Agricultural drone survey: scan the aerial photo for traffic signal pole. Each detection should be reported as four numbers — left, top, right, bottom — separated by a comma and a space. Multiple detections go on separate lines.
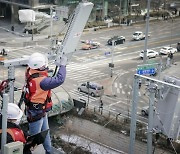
109, 40, 115, 77
147, 83, 156, 154
129, 75, 140, 154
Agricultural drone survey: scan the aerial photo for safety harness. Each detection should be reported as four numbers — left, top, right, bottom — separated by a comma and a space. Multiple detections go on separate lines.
24, 68, 52, 123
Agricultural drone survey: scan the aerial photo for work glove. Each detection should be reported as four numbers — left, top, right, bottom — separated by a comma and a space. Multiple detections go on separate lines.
55, 55, 68, 66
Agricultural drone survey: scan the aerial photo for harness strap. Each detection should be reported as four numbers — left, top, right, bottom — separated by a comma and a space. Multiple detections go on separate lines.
28, 102, 46, 110
27, 109, 45, 123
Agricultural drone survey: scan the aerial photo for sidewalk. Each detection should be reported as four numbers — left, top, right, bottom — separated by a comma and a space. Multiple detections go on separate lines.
98, 75, 117, 97
1, 16, 175, 47
160, 61, 180, 79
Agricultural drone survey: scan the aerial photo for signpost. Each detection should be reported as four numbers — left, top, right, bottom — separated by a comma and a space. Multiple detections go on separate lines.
137, 68, 155, 75
104, 51, 111, 56
137, 63, 157, 75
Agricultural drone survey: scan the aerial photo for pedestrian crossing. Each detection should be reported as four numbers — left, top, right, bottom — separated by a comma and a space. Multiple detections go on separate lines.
69, 89, 99, 103
7, 46, 49, 59
65, 62, 110, 83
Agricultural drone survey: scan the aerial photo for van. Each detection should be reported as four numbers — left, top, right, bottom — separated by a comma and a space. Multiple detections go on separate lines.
78, 82, 104, 97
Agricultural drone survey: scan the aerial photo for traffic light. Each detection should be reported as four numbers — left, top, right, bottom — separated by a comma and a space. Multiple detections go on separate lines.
109, 63, 114, 68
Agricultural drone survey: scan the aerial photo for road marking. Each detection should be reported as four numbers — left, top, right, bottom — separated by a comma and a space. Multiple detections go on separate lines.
115, 47, 127, 50
99, 36, 111, 40
108, 101, 122, 107
114, 82, 117, 88
119, 83, 122, 89
69, 89, 98, 102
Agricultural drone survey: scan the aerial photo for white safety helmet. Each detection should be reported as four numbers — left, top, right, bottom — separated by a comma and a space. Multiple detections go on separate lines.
28, 52, 48, 69
7, 103, 23, 120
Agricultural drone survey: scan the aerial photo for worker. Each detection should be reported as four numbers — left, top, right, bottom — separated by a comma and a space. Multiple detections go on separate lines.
167, 52, 173, 67
23, 52, 67, 154
0, 103, 26, 148
169, 52, 173, 65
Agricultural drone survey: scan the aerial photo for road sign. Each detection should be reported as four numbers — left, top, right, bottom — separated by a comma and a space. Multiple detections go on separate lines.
137, 68, 155, 75
137, 64, 155, 70
105, 51, 111, 56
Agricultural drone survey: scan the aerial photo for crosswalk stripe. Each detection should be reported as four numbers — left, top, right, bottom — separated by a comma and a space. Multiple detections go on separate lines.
69, 89, 98, 102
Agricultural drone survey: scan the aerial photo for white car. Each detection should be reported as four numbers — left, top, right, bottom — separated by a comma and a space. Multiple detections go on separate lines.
140, 49, 159, 59
132, 31, 145, 41
160, 46, 177, 55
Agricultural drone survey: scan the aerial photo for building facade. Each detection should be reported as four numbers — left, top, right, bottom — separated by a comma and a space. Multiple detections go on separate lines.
0, 0, 56, 23
1, 0, 173, 25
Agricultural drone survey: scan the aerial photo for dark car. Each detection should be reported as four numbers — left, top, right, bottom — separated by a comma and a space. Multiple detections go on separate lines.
107, 36, 125, 45
177, 42, 180, 52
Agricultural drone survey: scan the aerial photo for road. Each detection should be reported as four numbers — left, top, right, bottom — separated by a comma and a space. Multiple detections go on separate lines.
0, 18, 180, 121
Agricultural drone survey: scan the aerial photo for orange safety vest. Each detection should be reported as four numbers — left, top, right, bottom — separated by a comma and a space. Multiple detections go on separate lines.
25, 68, 53, 122
26, 68, 52, 104
0, 128, 26, 143
25, 68, 52, 112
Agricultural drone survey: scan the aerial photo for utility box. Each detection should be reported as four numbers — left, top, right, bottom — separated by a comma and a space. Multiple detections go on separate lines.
153, 76, 180, 140
73, 99, 86, 109
4, 141, 23, 154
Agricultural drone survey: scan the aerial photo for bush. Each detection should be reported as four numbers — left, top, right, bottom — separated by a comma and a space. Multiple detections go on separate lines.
85, 21, 107, 29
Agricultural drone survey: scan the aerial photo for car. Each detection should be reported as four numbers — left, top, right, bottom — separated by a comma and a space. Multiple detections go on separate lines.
81, 43, 99, 50
81, 40, 100, 50
177, 42, 180, 52
107, 36, 125, 45
81, 40, 100, 46
78, 82, 104, 97
140, 49, 159, 59
160, 46, 177, 55
21, 55, 30, 66
132, 31, 145, 41
0, 56, 7, 64
141, 106, 156, 116
141, 106, 149, 116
